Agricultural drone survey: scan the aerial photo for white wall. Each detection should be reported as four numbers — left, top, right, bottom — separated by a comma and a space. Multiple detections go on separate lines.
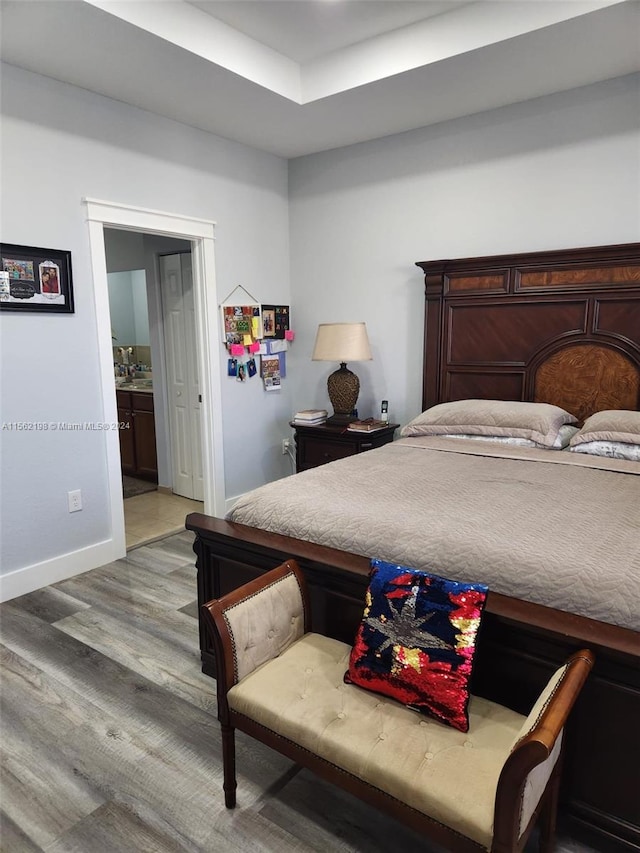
288, 74, 640, 428
0, 63, 291, 588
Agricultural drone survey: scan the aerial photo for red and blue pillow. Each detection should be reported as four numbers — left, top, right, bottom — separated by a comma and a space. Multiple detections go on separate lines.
345, 559, 488, 732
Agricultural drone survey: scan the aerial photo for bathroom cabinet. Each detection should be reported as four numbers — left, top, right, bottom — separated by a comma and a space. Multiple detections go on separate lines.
116, 389, 158, 482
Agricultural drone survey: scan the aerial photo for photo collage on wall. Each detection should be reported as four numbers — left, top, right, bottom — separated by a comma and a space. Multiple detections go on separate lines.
220, 296, 293, 390
0, 243, 74, 313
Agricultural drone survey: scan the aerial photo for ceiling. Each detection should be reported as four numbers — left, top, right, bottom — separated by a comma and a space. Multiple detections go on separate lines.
1, 0, 638, 158
188, 1, 472, 62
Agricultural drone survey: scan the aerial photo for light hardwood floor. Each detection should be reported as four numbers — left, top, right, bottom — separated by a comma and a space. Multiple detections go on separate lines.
1, 531, 599, 853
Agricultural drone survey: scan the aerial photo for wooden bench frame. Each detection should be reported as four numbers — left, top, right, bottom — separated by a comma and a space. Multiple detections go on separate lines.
201, 560, 594, 853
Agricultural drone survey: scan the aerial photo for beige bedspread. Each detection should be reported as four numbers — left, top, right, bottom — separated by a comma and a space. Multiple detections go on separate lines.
227, 438, 640, 631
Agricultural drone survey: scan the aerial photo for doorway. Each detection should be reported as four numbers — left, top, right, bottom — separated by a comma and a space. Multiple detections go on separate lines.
105, 233, 204, 498
86, 199, 225, 559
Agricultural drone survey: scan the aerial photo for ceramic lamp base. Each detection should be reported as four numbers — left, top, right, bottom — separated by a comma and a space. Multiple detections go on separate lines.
327, 362, 359, 418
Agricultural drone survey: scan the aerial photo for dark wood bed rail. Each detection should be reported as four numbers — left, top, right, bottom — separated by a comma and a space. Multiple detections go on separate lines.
187, 513, 639, 660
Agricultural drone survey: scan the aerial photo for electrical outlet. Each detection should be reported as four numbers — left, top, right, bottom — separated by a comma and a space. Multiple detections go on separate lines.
282, 438, 292, 455
68, 489, 82, 512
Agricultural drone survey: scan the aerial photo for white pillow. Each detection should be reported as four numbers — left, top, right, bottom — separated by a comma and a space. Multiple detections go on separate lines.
442, 424, 579, 450
569, 440, 640, 462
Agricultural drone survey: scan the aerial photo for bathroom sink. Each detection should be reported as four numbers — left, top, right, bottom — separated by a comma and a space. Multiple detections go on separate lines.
115, 378, 153, 390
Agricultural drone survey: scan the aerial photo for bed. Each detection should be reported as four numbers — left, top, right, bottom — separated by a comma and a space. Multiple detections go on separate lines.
187, 241, 640, 851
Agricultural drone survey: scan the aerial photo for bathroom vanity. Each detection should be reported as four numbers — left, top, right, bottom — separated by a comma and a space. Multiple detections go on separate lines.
116, 387, 158, 481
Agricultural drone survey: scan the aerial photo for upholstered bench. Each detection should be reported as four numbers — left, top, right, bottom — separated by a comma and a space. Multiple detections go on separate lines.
201, 560, 593, 853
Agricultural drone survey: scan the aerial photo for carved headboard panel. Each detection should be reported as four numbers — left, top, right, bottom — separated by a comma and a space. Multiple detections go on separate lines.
416, 243, 640, 421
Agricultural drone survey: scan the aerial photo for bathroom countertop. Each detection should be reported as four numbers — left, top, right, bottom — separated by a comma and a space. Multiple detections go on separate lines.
115, 382, 153, 393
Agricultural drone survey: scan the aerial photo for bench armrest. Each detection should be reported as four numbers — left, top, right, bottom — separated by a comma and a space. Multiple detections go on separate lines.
201, 560, 310, 712
493, 649, 594, 849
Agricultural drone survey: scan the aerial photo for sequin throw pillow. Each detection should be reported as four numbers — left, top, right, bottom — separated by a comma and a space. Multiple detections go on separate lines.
345, 559, 488, 732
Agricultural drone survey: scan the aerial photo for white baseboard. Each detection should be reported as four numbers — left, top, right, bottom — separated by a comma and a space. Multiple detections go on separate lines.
2, 498, 242, 602
0, 538, 124, 603
224, 494, 245, 514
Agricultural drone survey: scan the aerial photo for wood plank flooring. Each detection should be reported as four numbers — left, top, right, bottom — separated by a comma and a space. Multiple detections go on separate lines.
1, 532, 599, 852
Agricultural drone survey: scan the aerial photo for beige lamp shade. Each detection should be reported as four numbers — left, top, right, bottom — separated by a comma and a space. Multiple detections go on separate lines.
312, 323, 372, 363
312, 323, 372, 422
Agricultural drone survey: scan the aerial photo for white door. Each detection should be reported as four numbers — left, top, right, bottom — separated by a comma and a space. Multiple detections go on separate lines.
160, 253, 204, 500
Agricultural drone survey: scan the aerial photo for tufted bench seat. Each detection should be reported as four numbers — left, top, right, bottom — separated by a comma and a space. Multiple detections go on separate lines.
201, 560, 593, 853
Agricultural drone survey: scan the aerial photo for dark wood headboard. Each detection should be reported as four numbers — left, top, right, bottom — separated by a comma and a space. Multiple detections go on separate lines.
416, 243, 640, 422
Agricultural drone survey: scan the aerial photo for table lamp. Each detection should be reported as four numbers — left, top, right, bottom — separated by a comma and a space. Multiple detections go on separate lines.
312, 322, 372, 424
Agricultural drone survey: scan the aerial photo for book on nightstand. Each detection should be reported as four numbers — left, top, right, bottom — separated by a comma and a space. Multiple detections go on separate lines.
347, 419, 389, 432
293, 409, 327, 425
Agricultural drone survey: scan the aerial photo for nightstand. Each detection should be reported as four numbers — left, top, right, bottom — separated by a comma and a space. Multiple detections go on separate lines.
290, 421, 399, 471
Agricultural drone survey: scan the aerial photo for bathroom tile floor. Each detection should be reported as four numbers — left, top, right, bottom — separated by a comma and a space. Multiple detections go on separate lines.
124, 490, 203, 549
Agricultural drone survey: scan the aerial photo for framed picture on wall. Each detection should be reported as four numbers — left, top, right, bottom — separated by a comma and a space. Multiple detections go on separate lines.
261, 304, 290, 339
0, 243, 74, 313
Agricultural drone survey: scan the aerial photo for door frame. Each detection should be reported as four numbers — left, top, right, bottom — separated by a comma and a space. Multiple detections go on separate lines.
85, 198, 225, 556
